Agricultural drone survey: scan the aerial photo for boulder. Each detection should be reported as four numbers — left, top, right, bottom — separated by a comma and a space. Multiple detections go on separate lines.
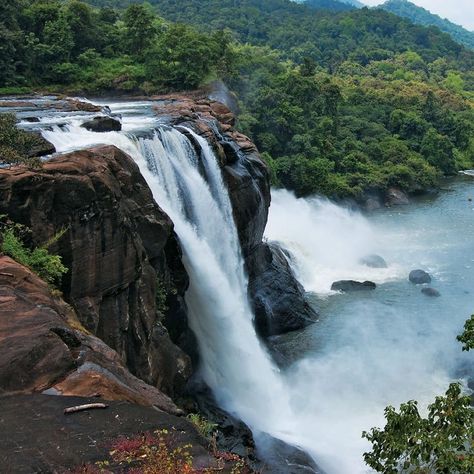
81, 116, 121, 132
421, 287, 440, 297
409, 269, 431, 284
360, 254, 387, 268
247, 242, 318, 337
385, 187, 409, 206
331, 280, 377, 292
28, 131, 56, 157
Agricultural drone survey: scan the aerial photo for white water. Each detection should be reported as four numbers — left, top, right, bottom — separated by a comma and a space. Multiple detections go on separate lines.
39, 103, 473, 474
266, 189, 404, 295
42, 119, 295, 439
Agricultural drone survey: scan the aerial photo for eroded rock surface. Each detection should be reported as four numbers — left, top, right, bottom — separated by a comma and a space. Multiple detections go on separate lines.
0, 256, 178, 413
0, 146, 191, 397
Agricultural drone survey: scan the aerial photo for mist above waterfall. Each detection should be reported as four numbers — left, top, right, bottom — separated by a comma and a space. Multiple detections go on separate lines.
265, 189, 403, 295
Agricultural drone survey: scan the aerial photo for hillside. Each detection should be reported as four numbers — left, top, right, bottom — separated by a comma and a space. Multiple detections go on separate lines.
293, 0, 354, 12
381, 0, 474, 50
2, 0, 474, 202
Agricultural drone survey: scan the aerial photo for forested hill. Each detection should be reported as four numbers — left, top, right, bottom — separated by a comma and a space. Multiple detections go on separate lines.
381, 0, 474, 50
292, 0, 354, 12
91, 0, 472, 70
1, 0, 473, 202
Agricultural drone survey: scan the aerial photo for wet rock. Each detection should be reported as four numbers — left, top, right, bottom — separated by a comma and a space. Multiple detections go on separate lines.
81, 116, 121, 132
23, 116, 40, 122
421, 287, 440, 297
409, 269, 431, 284
256, 433, 324, 473
385, 187, 409, 206
331, 280, 377, 292
248, 242, 318, 337
27, 131, 56, 157
360, 254, 387, 268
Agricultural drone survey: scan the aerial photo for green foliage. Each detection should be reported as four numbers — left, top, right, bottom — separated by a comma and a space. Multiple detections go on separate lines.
457, 315, 474, 352
0, 217, 68, 286
0, 0, 232, 93
2, 0, 474, 199
362, 383, 474, 473
0, 113, 42, 167
155, 277, 168, 314
187, 413, 218, 440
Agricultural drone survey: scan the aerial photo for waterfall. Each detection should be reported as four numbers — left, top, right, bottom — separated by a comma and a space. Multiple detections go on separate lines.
43, 122, 294, 438
137, 128, 292, 430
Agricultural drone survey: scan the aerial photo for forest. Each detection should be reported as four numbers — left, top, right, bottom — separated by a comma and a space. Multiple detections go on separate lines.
1, 0, 473, 200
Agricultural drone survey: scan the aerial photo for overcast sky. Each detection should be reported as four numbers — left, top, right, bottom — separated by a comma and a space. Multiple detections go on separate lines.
362, 1, 474, 31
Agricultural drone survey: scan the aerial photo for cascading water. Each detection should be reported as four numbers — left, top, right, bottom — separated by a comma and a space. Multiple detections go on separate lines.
42, 115, 296, 445
38, 101, 474, 474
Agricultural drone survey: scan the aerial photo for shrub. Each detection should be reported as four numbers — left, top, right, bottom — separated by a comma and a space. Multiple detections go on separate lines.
0, 217, 68, 286
187, 414, 218, 440
0, 113, 42, 167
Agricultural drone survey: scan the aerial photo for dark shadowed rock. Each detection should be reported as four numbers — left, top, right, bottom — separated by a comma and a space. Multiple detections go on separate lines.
247, 242, 318, 337
385, 187, 409, 206
27, 131, 56, 157
256, 433, 324, 474
409, 269, 432, 284
0, 394, 218, 474
0, 146, 191, 397
81, 116, 121, 132
360, 254, 387, 268
331, 280, 376, 292
421, 287, 440, 297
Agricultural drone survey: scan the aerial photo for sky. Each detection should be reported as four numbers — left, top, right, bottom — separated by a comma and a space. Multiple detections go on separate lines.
361, 1, 474, 31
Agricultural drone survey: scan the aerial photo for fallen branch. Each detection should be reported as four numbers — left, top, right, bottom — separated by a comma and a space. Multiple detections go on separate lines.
64, 403, 108, 414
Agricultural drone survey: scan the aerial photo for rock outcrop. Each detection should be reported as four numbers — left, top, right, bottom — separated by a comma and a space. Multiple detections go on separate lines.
247, 242, 318, 337
152, 97, 315, 337
81, 116, 122, 132
0, 146, 191, 397
331, 280, 377, 292
0, 256, 178, 413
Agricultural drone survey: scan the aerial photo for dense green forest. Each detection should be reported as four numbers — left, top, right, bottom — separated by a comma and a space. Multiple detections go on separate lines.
381, 0, 474, 51
1, 0, 473, 201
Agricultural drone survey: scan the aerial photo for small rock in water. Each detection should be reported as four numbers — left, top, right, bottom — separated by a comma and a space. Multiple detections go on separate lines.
409, 269, 431, 284
81, 116, 122, 132
359, 254, 387, 269
421, 287, 440, 297
331, 280, 376, 292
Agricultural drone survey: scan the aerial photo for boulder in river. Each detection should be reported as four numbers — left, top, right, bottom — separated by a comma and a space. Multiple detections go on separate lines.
81, 116, 121, 132
385, 187, 409, 206
421, 287, 440, 297
331, 280, 376, 292
409, 269, 431, 284
359, 254, 387, 268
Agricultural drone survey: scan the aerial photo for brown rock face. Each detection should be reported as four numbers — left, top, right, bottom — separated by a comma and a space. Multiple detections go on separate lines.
0, 146, 191, 397
0, 256, 178, 413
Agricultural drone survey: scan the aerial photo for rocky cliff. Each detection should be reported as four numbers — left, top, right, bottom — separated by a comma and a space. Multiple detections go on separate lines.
0, 145, 191, 397
0, 94, 319, 472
